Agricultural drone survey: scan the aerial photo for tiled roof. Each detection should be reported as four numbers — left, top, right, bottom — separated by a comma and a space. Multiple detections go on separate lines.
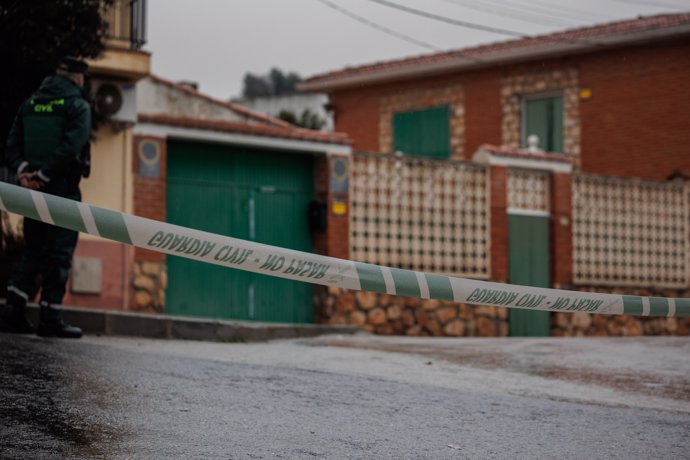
138, 114, 351, 146
302, 13, 690, 90
149, 74, 292, 128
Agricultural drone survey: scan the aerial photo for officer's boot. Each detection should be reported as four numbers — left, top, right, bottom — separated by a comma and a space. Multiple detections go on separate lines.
0, 303, 35, 334
36, 302, 82, 339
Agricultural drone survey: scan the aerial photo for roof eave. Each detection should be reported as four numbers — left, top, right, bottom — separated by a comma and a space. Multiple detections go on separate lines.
135, 121, 352, 155
300, 24, 690, 92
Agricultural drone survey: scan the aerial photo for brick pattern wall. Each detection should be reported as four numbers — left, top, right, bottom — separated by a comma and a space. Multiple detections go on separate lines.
490, 166, 508, 282
379, 84, 465, 158
579, 41, 690, 180
328, 155, 350, 260
312, 154, 350, 260
312, 155, 329, 256
133, 135, 167, 263
463, 71, 503, 158
131, 135, 167, 311
330, 86, 382, 153
501, 68, 581, 165
331, 42, 690, 180
64, 240, 131, 311
551, 173, 573, 286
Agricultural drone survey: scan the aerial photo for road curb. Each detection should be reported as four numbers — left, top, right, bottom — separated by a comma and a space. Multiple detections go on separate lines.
22, 304, 360, 342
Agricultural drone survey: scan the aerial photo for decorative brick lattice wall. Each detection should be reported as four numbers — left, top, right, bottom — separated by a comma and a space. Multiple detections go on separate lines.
501, 69, 580, 165
317, 158, 690, 337
350, 153, 490, 277
507, 168, 551, 213
572, 174, 689, 288
379, 84, 465, 158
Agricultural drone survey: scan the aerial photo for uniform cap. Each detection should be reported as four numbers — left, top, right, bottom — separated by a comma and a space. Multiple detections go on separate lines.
58, 56, 89, 74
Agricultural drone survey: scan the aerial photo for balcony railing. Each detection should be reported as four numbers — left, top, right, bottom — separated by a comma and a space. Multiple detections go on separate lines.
103, 0, 147, 49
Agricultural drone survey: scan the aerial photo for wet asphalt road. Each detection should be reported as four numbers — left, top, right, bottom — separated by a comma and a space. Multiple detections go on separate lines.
0, 333, 689, 459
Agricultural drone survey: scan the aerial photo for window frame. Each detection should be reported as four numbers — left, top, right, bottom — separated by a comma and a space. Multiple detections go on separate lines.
521, 91, 564, 153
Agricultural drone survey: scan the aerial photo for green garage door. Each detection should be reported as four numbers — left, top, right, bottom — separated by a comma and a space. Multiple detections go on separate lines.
166, 140, 314, 323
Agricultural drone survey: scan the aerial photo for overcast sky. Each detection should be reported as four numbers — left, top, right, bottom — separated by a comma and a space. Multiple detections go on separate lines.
145, 0, 689, 100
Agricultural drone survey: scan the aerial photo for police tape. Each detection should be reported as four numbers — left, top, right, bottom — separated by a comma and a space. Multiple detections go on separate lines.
0, 181, 688, 318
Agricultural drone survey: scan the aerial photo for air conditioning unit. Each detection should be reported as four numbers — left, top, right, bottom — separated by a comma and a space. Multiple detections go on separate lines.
92, 79, 137, 124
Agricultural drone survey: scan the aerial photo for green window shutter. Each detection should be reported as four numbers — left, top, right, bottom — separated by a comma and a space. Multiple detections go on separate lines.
393, 106, 450, 159
523, 95, 563, 153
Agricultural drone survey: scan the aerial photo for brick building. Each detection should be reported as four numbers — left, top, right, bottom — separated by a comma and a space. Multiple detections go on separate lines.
300, 13, 690, 337
301, 13, 690, 180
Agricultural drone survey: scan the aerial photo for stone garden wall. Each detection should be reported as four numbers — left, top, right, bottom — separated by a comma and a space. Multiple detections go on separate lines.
131, 261, 166, 313
315, 286, 690, 337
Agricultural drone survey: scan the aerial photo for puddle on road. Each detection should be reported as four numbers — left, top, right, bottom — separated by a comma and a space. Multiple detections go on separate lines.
316, 338, 690, 403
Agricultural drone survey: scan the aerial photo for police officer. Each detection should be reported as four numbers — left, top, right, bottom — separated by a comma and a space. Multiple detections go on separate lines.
0, 56, 92, 338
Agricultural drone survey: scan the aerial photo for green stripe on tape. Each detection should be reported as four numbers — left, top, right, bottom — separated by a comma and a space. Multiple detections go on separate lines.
622, 296, 643, 315
89, 206, 132, 244
355, 262, 387, 294
43, 194, 87, 233
676, 298, 690, 318
390, 268, 420, 298
648, 297, 669, 317
1, 185, 40, 221
425, 273, 454, 301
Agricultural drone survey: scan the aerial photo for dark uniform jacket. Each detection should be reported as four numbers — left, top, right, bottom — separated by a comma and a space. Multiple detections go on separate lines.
5, 74, 91, 199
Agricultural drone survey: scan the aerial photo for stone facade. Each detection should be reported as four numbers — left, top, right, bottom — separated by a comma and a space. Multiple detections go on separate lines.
315, 286, 509, 337
316, 285, 690, 337
501, 69, 581, 166
379, 84, 465, 158
552, 286, 690, 337
132, 261, 166, 313
553, 312, 687, 337
133, 135, 167, 264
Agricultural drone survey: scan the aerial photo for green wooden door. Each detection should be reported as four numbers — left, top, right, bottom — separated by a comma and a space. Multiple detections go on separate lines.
166, 140, 314, 323
508, 214, 551, 336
